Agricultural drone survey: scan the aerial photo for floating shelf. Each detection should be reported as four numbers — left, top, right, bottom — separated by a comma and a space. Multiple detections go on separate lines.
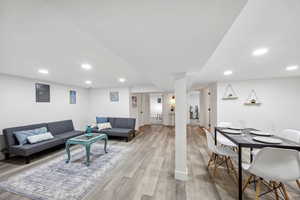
222, 84, 238, 100
244, 89, 261, 106
244, 102, 262, 106
222, 96, 238, 100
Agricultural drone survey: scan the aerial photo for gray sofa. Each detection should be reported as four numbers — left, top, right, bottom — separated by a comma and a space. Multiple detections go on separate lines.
3, 120, 83, 163
94, 117, 136, 142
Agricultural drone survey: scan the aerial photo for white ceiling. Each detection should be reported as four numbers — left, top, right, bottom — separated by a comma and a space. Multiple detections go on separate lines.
0, 0, 247, 89
191, 0, 300, 87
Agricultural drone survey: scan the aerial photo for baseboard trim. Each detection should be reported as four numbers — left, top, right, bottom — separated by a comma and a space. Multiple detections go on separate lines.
175, 169, 188, 181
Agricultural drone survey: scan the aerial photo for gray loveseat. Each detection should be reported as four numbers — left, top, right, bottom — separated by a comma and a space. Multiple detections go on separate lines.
3, 120, 83, 163
93, 117, 136, 142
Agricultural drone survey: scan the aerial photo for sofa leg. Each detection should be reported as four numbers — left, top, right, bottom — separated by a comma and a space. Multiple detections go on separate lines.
25, 156, 31, 164
4, 153, 10, 160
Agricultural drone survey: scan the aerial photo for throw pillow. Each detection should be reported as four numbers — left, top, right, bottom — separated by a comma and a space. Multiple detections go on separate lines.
33, 127, 48, 135
27, 132, 54, 144
14, 127, 48, 145
96, 117, 108, 123
97, 122, 112, 130
105, 122, 112, 129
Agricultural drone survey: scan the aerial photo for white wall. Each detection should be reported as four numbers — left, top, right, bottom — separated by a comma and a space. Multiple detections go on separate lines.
209, 83, 218, 130
88, 87, 130, 122
217, 77, 300, 132
162, 93, 175, 126
199, 89, 208, 127
0, 74, 89, 159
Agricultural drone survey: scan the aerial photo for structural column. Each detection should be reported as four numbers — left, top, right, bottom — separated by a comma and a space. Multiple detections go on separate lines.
174, 75, 188, 181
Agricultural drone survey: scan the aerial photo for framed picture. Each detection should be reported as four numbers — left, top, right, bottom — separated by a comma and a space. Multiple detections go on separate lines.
132, 96, 137, 107
36, 83, 50, 103
70, 90, 76, 104
110, 91, 119, 102
157, 98, 162, 103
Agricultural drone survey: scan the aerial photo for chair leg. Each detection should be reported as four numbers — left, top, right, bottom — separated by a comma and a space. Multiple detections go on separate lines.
228, 158, 238, 182
243, 175, 253, 192
213, 155, 220, 176
225, 157, 231, 174
255, 178, 261, 200
273, 182, 279, 200
296, 180, 300, 189
207, 153, 214, 168
280, 183, 289, 200
25, 156, 31, 164
4, 153, 10, 160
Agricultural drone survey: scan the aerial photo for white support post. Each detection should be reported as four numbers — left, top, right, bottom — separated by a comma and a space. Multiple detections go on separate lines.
174, 75, 188, 181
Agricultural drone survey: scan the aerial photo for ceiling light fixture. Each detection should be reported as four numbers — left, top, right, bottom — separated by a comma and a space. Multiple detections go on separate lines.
118, 78, 126, 83
224, 70, 233, 76
38, 69, 49, 74
286, 65, 299, 71
85, 80, 92, 85
81, 63, 92, 70
252, 48, 269, 56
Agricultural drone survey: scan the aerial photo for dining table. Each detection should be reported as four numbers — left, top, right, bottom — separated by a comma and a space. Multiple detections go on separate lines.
214, 127, 300, 200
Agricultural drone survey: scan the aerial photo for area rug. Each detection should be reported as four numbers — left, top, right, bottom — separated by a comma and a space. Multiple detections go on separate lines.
0, 144, 129, 200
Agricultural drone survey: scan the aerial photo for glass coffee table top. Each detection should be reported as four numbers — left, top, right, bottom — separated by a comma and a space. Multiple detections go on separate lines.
70, 133, 104, 142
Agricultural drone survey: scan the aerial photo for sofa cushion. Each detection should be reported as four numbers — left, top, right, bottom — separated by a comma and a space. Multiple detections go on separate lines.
108, 118, 116, 128
14, 127, 48, 145
96, 117, 108, 123
55, 131, 84, 141
114, 118, 136, 129
47, 120, 74, 135
3, 123, 48, 147
9, 138, 63, 156
102, 128, 133, 137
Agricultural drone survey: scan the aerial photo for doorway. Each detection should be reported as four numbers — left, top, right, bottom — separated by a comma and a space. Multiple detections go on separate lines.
149, 93, 163, 124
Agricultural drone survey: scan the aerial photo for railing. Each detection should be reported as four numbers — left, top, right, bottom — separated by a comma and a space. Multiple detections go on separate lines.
150, 113, 163, 121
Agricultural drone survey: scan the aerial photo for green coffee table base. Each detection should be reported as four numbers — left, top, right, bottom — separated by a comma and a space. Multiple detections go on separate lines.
65, 133, 108, 166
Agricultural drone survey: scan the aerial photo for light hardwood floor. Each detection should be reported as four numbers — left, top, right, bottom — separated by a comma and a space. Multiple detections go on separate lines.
0, 125, 299, 200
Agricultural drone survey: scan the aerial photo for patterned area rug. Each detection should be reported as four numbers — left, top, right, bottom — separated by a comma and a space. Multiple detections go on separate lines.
0, 144, 129, 200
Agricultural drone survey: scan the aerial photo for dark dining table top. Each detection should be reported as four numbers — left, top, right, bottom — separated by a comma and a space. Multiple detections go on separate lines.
215, 127, 300, 150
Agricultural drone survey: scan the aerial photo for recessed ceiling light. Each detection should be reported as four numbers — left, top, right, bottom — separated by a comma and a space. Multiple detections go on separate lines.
252, 48, 269, 56
85, 80, 92, 84
38, 69, 49, 74
286, 65, 299, 71
81, 63, 92, 70
224, 70, 233, 76
118, 78, 126, 83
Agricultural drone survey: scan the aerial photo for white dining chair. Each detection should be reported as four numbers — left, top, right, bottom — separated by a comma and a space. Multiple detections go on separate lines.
217, 122, 237, 148
205, 129, 237, 179
243, 147, 300, 199
251, 129, 300, 189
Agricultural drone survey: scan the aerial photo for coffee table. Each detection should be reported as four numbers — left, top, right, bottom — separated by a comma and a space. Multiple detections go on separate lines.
65, 133, 108, 166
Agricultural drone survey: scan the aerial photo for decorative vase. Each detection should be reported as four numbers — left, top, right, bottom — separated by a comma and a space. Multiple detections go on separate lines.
85, 125, 93, 137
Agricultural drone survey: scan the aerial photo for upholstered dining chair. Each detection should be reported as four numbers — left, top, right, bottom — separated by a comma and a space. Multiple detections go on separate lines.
217, 122, 237, 148
243, 147, 300, 200
251, 129, 300, 188
205, 129, 237, 180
